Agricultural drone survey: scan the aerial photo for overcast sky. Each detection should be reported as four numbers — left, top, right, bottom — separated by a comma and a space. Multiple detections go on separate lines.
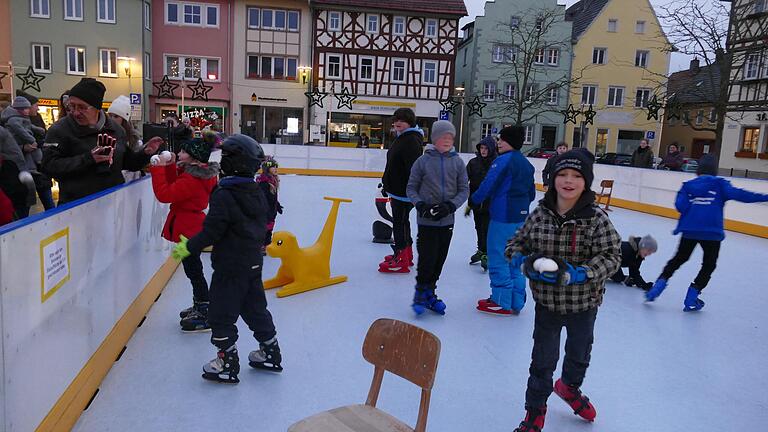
460, 0, 706, 74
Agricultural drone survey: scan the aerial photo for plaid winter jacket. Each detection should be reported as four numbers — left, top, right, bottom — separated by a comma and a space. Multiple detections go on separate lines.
506, 192, 621, 314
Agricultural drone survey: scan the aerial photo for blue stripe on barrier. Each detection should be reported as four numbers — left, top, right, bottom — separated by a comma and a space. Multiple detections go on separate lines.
0, 175, 152, 236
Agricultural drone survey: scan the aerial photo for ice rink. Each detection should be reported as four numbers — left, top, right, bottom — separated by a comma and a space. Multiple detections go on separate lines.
73, 174, 768, 432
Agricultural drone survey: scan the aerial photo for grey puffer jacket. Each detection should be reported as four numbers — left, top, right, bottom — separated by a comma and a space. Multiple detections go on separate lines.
0, 126, 26, 171
1, 106, 44, 171
406, 144, 469, 227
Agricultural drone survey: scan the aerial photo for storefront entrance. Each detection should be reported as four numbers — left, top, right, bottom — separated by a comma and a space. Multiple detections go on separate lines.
241, 105, 303, 145
329, 112, 434, 149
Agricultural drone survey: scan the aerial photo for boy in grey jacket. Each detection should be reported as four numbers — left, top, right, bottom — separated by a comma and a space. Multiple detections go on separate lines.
406, 120, 469, 315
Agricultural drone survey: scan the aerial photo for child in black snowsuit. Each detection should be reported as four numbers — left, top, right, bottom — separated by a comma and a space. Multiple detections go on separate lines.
173, 134, 282, 384
465, 135, 497, 269
609, 235, 657, 290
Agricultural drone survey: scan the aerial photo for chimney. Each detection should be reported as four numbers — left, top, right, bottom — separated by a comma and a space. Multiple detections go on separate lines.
690, 58, 700, 74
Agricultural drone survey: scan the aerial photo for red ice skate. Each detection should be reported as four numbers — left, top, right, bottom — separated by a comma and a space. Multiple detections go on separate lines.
553, 378, 596, 422
513, 405, 546, 432
382, 245, 413, 267
378, 249, 410, 273
476, 298, 517, 316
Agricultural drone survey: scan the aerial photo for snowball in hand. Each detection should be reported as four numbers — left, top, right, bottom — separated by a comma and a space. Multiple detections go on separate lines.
533, 257, 559, 273
159, 151, 173, 162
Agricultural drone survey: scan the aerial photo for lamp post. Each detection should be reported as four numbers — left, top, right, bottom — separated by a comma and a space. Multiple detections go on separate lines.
298, 66, 312, 143
118, 56, 135, 95
455, 86, 466, 153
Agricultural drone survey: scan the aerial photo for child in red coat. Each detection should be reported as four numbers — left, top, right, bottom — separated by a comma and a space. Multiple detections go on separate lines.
151, 137, 219, 332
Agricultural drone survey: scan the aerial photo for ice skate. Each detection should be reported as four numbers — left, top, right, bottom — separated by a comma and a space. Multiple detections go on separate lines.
412, 286, 446, 315
683, 285, 705, 312
179, 305, 194, 319
513, 406, 547, 432
645, 278, 667, 302
248, 337, 283, 372
180, 302, 210, 332
476, 298, 516, 316
202, 345, 240, 384
378, 249, 410, 273
480, 254, 488, 271
553, 379, 596, 422
470, 250, 483, 265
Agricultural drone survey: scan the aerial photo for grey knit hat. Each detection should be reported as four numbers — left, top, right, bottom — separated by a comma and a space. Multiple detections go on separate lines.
11, 96, 31, 110
431, 120, 456, 141
639, 235, 658, 253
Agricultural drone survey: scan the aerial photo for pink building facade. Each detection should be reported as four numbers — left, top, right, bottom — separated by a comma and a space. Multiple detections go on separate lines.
151, 0, 233, 132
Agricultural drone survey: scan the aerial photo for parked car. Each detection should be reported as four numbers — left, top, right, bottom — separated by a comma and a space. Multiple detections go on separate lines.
527, 147, 557, 158
681, 158, 699, 173
595, 152, 632, 166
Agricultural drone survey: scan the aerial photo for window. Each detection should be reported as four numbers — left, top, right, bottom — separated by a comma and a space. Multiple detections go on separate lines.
481, 123, 493, 137
547, 49, 559, 66
183, 4, 200, 24
32, 44, 51, 73
329, 11, 341, 31
274, 10, 286, 30
100, 48, 118, 77
272, 57, 284, 79
741, 127, 760, 152
260, 57, 271, 78
185, 57, 201, 79
392, 59, 406, 83
534, 49, 545, 64
510, 16, 519, 28
64, 0, 83, 20
423, 61, 437, 85
506, 46, 517, 62
463, 47, 467, 66
367, 14, 378, 33
144, 52, 151, 79
66, 46, 86, 75
693, 109, 704, 125
607, 86, 624, 106
165, 55, 220, 81
492, 45, 504, 63
483, 81, 497, 101
207, 58, 219, 80
504, 83, 516, 100
608, 19, 617, 32
745, 53, 761, 79
635, 89, 651, 107
247, 8, 259, 28
327, 55, 341, 78
247, 55, 259, 77
635, 20, 645, 33
709, 109, 717, 123
262, 9, 273, 28
359, 57, 374, 81
524, 125, 533, 144
526, 84, 537, 102
144, 2, 151, 29
596, 129, 608, 155
581, 85, 597, 105
593, 48, 606, 64
207, 6, 218, 26
535, 18, 543, 31
635, 50, 649, 68
425, 19, 437, 38
288, 11, 299, 31
547, 87, 558, 105
286, 58, 297, 79
393, 16, 405, 35
97, 0, 116, 23
30, 0, 50, 18
167, 3, 178, 23
755, 0, 767, 13
246, 55, 296, 79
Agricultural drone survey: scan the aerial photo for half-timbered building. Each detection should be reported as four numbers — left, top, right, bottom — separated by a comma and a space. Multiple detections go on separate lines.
309, 0, 467, 147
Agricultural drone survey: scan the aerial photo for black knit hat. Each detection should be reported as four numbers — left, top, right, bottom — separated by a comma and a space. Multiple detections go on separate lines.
696, 154, 718, 176
69, 78, 106, 109
180, 138, 212, 163
550, 147, 595, 189
499, 126, 525, 150
16, 90, 39, 105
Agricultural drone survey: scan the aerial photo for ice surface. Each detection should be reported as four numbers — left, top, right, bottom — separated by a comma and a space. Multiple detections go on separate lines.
73, 175, 768, 432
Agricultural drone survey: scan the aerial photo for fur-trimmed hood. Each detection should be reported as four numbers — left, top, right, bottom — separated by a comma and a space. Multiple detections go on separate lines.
183, 162, 220, 180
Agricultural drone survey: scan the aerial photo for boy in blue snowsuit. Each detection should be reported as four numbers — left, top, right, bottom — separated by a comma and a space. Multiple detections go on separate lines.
646, 154, 768, 311
471, 126, 536, 315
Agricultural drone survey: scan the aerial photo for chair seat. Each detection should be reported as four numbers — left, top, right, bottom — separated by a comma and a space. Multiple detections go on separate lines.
288, 404, 414, 432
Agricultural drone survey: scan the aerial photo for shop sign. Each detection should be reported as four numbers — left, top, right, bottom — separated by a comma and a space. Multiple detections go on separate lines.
251, 93, 287, 103
179, 105, 226, 129
352, 99, 417, 112
37, 98, 111, 109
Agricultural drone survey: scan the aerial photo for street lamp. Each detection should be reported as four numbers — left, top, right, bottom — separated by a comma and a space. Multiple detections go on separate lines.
455, 86, 466, 153
297, 66, 311, 85
117, 56, 135, 94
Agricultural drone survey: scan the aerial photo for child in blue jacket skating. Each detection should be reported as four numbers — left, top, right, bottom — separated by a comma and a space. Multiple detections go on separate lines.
470, 126, 536, 315
646, 154, 768, 311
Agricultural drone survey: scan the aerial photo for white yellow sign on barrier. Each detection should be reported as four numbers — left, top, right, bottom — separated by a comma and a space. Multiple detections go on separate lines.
39, 227, 70, 303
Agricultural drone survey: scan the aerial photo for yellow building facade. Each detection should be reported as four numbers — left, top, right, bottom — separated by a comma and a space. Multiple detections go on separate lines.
565, 0, 670, 156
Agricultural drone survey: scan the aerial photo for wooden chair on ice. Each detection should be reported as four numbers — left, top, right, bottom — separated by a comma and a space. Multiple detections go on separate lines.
595, 179, 614, 211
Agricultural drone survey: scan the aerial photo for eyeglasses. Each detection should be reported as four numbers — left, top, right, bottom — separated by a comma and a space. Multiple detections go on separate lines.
69, 102, 95, 113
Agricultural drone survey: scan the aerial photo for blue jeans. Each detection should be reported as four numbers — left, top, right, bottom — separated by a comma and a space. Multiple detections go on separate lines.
36, 186, 55, 210
487, 220, 526, 311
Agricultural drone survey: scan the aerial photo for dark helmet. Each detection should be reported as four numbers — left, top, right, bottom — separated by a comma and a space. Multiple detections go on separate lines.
261, 157, 278, 172
220, 134, 264, 177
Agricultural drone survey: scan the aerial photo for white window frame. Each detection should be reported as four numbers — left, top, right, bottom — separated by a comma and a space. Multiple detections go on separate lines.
481, 123, 493, 137
64, 0, 84, 21
359, 56, 375, 81
593, 48, 606, 64
581, 85, 597, 105
547, 49, 559, 66
326, 54, 341, 79
526, 84, 537, 102
504, 83, 516, 100
608, 19, 617, 32
422, 60, 437, 85
492, 45, 504, 63
391, 58, 406, 83
709, 109, 717, 123
635, 50, 649, 68
183, 3, 201, 25
206, 5, 219, 27
144, 2, 151, 29
273, 9, 286, 30
510, 16, 519, 28
31, 43, 52, 73
506, 46, 517, 62
754, 0, 767, 13
247, 7, 259, 28
166, 2, 219, 28
366, 14, 379, 34
99, 48, 118, 77
534, 48, 545, 65
425, 19, 437, 38
547, 87, 558, 105
635, 88, 651, 108
635, 20, 645, 34
66, 46, 86, 75
607, 86, 624, 107
164, 54, 221, 82
483, 81, 497, 102
287, 11, 299, 32
166, 2, 179, 24
524, 125, 533, 144
144, 52, 151, 80
393, 16, 405, 36
30, 0, 50, 18
695, 109, 704, 125
745, 53, 761, 79
328, 11, 341, 31
97, 0, 116, 24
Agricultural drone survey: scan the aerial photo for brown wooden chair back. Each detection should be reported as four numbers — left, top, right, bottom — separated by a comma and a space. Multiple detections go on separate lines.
596, 179, 614, 211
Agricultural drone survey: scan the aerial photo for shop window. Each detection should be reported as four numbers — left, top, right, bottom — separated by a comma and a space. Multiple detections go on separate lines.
100, 48, 118, 77
596, 129, 609, 156
67, 46, 86, 75
64, 0, 83, 20
741, 127, 760, 152
32, 44, 51, 73
328, 11, 341, 31
241, 106, 304, 145
31, 0, 50, 18
97, 0, 116, 23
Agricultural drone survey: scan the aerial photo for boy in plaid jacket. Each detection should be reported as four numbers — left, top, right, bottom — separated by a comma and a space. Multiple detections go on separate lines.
505, 148, 621, 432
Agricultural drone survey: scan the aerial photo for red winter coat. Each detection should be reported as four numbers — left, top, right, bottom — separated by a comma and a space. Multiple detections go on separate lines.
150, 162, 219, 242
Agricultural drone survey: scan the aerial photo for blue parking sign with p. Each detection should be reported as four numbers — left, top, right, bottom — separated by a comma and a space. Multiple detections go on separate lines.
439, 111, 450, 121
646, 130, 655, 140
130, 93, 142, 105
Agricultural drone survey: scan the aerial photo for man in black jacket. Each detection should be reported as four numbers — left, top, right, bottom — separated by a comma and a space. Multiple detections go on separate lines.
379, 108, 424, 272
41, 78, 161, 204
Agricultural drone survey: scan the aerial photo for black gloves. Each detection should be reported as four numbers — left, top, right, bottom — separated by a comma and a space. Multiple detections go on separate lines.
426, 202, 456, 220
416, 202, 430, 218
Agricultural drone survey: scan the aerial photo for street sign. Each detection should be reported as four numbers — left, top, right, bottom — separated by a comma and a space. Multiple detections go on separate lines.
646, 130, 656, 140
492, 127, 498, 134
129, 93, 142, 105
439, 111, 450, 121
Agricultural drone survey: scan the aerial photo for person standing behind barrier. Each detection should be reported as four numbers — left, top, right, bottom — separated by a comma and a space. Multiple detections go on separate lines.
151, 136, 219, 332
108, 95, 144, 183
18, 91, 56, 211
0, 126, 30, 218
542, 142, 568, 186
379, 108, 424, 273
630, 139, 654, 168
471, 126, 536, 316
466, 135, 497, 269
41, 78, 161, 205
659, 143, 684, 171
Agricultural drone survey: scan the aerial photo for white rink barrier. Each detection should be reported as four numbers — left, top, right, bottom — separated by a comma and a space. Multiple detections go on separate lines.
0, 178, 171, 432
260, 144, 767, 236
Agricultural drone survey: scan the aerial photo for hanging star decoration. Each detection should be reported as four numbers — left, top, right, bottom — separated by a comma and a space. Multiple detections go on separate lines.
665, 98, 683, 121
561, 104, 580, 124
0, 71, 7, 90
334, 86, 357, 110
582, 104, 596, 125
153, 75, 179, 99
646, 95, 663, 121
187, 77, 213, 101
439, 96, 461, 115
466, 96, 487, 117
17, 66, 45, 93
304, 87, 328, 108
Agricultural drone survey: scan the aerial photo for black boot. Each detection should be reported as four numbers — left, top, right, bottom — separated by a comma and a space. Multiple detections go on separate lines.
202, 344, 240, 384
248, 337, 283, 372
180, 302, 210, 332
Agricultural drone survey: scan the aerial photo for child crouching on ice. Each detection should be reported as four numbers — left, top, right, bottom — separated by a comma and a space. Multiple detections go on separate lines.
505, 148, 620, 431
609, 235, 657, 290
